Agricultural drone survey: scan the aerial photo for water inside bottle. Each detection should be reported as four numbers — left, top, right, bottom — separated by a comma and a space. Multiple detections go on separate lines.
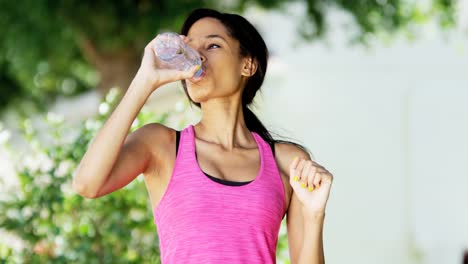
156, 47, 181, 61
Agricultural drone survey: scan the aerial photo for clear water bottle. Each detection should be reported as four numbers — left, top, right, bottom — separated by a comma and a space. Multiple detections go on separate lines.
153, 32, 204, 78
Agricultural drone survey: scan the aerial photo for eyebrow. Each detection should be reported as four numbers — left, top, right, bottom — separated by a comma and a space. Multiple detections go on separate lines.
188, 34, 227, 43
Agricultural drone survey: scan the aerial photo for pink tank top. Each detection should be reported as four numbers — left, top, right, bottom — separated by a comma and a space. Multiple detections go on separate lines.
153, 124, 287, 263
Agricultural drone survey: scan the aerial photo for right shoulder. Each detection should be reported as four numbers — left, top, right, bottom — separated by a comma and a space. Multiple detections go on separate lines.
131, 123, 177, 169
134, 122, 174, 138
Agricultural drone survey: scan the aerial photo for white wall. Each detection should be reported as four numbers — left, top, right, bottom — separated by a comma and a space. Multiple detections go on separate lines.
410, 87, 468, 264
244, 4, 468, 264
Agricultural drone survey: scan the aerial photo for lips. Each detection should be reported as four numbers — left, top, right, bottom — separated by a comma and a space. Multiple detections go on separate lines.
189, 67, 206, 82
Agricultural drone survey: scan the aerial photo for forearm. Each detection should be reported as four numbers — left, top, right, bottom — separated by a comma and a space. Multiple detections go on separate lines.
73, 75, 152, 196
297, 212, 325, 264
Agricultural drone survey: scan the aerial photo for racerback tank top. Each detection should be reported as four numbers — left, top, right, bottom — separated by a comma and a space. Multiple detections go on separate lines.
153, 124, 287, 263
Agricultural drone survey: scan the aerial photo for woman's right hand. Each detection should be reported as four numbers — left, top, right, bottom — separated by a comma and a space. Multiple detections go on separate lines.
135, 34, 200, 93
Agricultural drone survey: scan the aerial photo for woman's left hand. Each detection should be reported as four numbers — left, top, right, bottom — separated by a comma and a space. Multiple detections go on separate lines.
289, 157, 333, 217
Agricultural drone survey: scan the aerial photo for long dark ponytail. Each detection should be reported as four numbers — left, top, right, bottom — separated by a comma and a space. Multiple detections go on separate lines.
180, 8, 312, 158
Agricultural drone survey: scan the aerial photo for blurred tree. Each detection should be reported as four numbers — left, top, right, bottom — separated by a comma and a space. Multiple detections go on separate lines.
0, 0, 457, 115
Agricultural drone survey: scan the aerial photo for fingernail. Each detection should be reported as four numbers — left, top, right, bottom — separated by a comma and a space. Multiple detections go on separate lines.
301, 183, 306, 188
308, 186, 314, 192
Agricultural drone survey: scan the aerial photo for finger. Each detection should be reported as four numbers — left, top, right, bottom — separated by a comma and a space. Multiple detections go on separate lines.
300, 161, 312, 189
166, 65, 201, 81
313, 172, 322, 189
146, 34, 160, 51
157, 69, 190, 84
180, 35, 189, 44
186, 64, 202, 77
320, 171, 333, 186
289, 156, 300, 171
295, 159, 306, 182
308, 165, 319, 191
289, 157, 300, 181
315, 168, 330, 186
307, 165, 318, 191
311, 161, 326, 171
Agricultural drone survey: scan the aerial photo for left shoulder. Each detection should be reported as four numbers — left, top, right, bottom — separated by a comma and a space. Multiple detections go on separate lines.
273, 142, 312, 178
271, 142, 313, 224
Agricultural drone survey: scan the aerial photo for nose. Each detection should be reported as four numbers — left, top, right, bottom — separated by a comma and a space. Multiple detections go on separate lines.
200, 53, 206, 63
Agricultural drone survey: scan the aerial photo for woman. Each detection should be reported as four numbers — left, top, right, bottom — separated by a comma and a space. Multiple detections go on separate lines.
73, 8, 333, 264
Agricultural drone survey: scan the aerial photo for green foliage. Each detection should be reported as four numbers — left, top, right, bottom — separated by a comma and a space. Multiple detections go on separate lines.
48, 1, 213, 52
0, 88, 291, 263
0, 88, 165, 263
0, 0, 458, 115
0, 0, 98, 115
298, 0, 458, 43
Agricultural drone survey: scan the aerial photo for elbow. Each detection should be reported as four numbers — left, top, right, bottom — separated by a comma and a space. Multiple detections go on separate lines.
72, 178, 99, 199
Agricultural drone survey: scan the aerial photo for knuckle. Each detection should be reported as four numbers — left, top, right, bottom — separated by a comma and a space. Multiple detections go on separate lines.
311, 166, 318, 174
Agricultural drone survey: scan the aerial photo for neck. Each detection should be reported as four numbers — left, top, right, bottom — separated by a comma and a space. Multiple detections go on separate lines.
194, 98, 253, 152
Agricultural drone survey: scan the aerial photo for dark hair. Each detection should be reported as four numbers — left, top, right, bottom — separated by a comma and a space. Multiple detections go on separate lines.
180, 8, 313, 158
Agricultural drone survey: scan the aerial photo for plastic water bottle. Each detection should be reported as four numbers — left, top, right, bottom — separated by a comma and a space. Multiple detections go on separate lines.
153, 32, 203, 78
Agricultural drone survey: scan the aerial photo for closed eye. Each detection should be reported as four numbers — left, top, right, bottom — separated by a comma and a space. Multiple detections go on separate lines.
207, 43, 220, 50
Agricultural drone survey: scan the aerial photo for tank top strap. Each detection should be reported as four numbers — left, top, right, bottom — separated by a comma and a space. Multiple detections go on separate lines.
251, 130, 287, 216
256, 135, 277, 173
178, 124, 194, 155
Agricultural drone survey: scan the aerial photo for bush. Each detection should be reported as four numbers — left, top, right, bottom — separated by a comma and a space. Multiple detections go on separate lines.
0, 88, 167, 263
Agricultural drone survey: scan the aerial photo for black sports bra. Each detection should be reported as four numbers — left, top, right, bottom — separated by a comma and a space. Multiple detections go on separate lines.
176, 130, 275, 186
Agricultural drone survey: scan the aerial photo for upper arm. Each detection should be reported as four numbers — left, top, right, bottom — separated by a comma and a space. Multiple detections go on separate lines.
93, 123, 171, 198
275, 142, 312, 264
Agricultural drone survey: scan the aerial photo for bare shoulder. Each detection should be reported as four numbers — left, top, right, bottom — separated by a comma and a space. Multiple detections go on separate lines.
272, 142, 313, 212
134, 122, 174, 138
273, 142, 312, 178
131, 123, 176, 169
131, 123, 174, 145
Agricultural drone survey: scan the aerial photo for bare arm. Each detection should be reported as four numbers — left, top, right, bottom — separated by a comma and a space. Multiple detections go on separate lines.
72, 34, 200, 198
276, 143, 327, 264
72, 76, 154, 198
297, 212, 325, 264
287, 192, 325, 264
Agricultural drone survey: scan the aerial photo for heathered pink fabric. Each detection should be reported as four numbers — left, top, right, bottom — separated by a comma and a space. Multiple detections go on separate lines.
153, 124, 287, 263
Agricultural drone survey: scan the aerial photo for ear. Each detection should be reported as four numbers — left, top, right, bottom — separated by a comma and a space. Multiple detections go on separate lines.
241, 57, 257, 77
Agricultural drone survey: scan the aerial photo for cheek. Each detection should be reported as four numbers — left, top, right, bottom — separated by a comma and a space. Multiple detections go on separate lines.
209, 53, 241, 75
211, 60, 242, 85
217, 74, 239, 89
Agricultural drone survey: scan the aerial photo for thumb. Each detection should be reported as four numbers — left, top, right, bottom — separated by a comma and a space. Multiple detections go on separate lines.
184, 64, 202, 79
160, 65, 202, 84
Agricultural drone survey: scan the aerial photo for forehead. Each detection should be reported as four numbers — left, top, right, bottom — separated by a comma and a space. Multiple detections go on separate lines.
187, 17, 230, 40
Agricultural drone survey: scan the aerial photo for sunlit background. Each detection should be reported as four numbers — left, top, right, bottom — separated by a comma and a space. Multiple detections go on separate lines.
1, 1, 467, 263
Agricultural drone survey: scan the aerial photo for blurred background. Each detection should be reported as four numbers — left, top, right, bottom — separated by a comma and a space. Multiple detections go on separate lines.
1, 0, 467, 263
